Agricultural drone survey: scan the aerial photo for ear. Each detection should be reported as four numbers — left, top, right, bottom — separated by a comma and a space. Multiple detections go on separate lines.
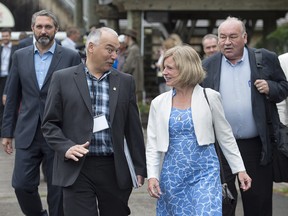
87, 42, 95, 53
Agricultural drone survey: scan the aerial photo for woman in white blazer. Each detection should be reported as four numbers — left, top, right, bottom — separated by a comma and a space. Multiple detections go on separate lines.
277, 53, 288, 126
146, 45, 251, 215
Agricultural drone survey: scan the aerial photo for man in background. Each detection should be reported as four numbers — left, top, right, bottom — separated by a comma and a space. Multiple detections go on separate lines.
1, 10, 81, 216
122, 29, 144, 101
202, 33, 219, 58
0, 28, 17, 137
61, 26, 81, 51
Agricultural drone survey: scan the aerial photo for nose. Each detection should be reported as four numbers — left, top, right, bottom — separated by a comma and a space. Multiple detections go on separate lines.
111, 52, 118, 60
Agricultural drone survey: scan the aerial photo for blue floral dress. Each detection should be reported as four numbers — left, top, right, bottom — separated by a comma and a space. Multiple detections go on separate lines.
156, 107, 222, 216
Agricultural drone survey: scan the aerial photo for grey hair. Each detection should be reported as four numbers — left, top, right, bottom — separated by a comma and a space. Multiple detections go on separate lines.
218, 16, 246, 36
31, 10, 59, 29
85, 27, 118, 51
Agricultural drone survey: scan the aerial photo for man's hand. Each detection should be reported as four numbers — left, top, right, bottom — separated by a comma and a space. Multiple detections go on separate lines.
238, 171, 252, 192
254, 79, 269, 95
2, 138, 13, 154
137, 175, 145, 187
2, 94, 6, 105
65, 142, 89, 161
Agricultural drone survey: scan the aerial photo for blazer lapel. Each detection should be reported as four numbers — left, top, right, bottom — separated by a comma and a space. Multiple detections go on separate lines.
212, 53, 223, 91
42, 44, 62, 88
74, 64, 93, 116
109, 70, 120, 124
25, 47, 40, 90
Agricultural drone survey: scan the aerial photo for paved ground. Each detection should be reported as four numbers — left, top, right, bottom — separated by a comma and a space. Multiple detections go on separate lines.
1, 140, 288, 215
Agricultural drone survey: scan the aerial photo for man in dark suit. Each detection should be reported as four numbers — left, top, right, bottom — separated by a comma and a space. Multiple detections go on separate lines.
0, 28, 17, 137
202, 16, 288, 216
42, 27, 147, 216
1, 10, 81, 216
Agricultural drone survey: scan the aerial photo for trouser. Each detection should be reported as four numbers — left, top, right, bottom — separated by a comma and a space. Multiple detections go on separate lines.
12, 123, 63, 216
63, 156, 132, 216
222, 136, 273, 216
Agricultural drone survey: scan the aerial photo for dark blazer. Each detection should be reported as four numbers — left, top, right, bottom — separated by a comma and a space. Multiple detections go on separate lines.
42, 64, 147, 189
17, 36, 33, 50
1, 43, 82, 148
0, 44, 18, 74
202, 47, 288, 165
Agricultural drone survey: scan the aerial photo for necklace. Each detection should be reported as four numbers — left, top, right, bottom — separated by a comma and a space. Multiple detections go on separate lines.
177, 114, 182, 121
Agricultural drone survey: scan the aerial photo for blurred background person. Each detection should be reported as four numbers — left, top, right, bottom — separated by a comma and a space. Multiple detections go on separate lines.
202, 33, 219, 58
155, 37, 177, 94
153, 33, 182, 94
61, 26, 81, 51
122, 28, 144, 101
0, 28, 17, 137
112, 34, 127, 71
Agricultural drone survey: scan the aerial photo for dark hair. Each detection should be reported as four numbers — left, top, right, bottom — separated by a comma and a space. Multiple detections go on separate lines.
1, 28, 12, 34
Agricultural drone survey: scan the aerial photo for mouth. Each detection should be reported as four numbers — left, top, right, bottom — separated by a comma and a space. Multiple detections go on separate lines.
163, 76, 171, 81
224, 47, 233, 52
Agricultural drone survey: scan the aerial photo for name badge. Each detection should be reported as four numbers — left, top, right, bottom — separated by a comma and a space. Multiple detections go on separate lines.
93, 114, 109, 133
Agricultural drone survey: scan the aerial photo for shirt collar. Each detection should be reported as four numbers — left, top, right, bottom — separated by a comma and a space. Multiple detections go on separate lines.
1, 42, 12, 48
85, 66, 111, 81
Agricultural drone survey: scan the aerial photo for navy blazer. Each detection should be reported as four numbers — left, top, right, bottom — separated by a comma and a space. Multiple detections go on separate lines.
1, 43, 82, 149
42, 65, 147, 189
202, 47, 288, 165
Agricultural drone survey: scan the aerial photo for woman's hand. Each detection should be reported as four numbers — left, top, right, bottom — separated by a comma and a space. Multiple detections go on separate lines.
147, 178, 162, 198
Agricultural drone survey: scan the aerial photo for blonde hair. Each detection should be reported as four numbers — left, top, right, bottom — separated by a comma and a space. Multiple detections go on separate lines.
161, 45, 206, 88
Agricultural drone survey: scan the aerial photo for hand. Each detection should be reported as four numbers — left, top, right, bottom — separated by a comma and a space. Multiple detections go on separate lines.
137, 175, 145, 187
238, 171, 252, 192
147, 178, 162, 198
2, 94, 6, 105
2, 138, 13, 154
65, 141, 89, 161
254, 79, 269, 94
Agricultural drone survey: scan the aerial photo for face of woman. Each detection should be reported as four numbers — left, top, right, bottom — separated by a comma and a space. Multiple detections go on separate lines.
162, 56, 180, 87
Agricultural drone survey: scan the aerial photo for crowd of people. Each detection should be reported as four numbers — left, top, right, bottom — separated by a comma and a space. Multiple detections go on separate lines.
1, 9, 288, 216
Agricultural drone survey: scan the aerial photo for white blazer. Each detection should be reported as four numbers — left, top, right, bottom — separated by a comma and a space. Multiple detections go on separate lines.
277, 53, 288, 126
146, 84, 246, 180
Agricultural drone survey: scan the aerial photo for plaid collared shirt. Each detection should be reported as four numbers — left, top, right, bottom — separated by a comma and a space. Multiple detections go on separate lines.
85, 67, 113, 156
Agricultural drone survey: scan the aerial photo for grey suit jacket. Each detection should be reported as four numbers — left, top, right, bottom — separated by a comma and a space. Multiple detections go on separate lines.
42, 64, 147, 189
202, 47, 288, 165
1, 43, 82, 148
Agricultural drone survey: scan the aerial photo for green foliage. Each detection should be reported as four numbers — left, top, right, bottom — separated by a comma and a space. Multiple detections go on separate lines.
266, 24, 288, 54
138, 102, 150, 114
256, 24, 288, 54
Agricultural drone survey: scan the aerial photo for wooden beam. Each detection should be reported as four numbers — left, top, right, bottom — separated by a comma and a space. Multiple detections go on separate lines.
115, 0, 288, 11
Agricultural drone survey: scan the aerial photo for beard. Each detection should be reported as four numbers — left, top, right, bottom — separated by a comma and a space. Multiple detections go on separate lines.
36, 35, 54, 46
